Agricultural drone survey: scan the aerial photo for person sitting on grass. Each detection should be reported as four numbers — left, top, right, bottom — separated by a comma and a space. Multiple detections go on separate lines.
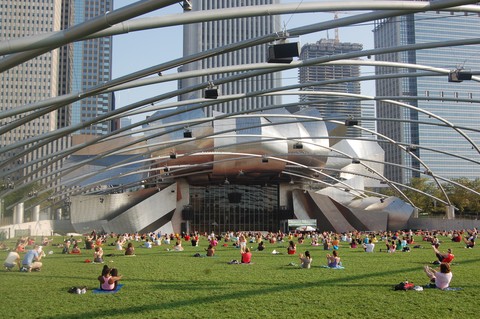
350, 240, 357, 249
70, 243, 81, 254
41, 237, 52, 247
16, 242, 26, 253
299, 251, 312, 269
173, 239, 184, 251
93, 246, 104, 263
84, 236, 95, 250
61, 240, 71, 254
463, 234, 476, 249
257, 241, 265, 251
109, 268, 121, 290
98, 266, 122, 291
432, 245, 454, 264
331, 236, 340, 250
206, 244, 215, 257
125, 242, 135, 256
424, 262, 452, 290
386, 240, 396, 253
363, 239, 375, 253
287, 241, 296, 255
241, 247, 252, 264
326, 250, 341, 268
143, 239, 152, 249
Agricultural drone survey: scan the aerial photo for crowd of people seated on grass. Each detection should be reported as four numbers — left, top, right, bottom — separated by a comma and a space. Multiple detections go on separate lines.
47, 228, 476, 257
3, 227, 477, 292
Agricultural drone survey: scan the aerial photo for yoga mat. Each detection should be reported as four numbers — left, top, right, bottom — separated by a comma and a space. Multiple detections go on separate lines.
92, 284, 124, 294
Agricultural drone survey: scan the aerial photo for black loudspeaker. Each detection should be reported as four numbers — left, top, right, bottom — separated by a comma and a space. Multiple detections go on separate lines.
267, 42, 300, 63
204, 88, 218, 99
448, 71, 472, 82
345, 119, 358, 126
293, 142, 303, 149
458, 72, 472, 80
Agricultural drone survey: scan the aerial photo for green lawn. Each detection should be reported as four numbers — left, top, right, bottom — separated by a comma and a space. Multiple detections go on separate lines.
1, 235, 479, 319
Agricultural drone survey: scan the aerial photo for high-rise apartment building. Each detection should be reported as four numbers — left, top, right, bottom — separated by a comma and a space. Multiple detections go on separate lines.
298, 39, 363, 137
180, 0, 282, 116
374, 9, 480, 184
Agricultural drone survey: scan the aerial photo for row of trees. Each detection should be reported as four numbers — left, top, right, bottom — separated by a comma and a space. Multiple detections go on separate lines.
380, 177, 480, 218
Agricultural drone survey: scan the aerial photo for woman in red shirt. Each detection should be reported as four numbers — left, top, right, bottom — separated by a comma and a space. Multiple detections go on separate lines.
241, 247, 252, 264
287, 241, 296, 255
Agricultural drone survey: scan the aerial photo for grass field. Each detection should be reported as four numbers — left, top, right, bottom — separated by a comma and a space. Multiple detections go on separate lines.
1, 234, 479, 319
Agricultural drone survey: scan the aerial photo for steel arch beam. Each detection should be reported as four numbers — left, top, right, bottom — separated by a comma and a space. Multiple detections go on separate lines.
1, 0, 478, 56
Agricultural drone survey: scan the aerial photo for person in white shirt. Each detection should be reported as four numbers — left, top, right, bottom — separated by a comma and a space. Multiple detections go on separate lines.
4, 249, 21, 270
363, 239, 375, 253
424, 262, 453, 289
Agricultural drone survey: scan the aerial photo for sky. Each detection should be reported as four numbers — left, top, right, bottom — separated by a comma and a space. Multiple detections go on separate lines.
112, 0, 376, 123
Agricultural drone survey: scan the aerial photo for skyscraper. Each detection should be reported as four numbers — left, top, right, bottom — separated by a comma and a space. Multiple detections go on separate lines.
374, 9, 480, 184
180, 0, 282, 116
68, 0, 114, 135
0, 0, 113, 185
298, 39, 363, 137
0, 0, 68, 182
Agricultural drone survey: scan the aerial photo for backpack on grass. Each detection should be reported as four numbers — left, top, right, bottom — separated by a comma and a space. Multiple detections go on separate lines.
394, 281, 415, 291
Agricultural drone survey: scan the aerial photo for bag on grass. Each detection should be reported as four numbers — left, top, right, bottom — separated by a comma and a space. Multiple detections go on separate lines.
394, 281, 415, 291
68, 286, 87, 294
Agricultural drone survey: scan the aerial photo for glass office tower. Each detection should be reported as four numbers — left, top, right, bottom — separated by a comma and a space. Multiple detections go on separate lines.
69, 0, 113, 135
374, 10, 480, 184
